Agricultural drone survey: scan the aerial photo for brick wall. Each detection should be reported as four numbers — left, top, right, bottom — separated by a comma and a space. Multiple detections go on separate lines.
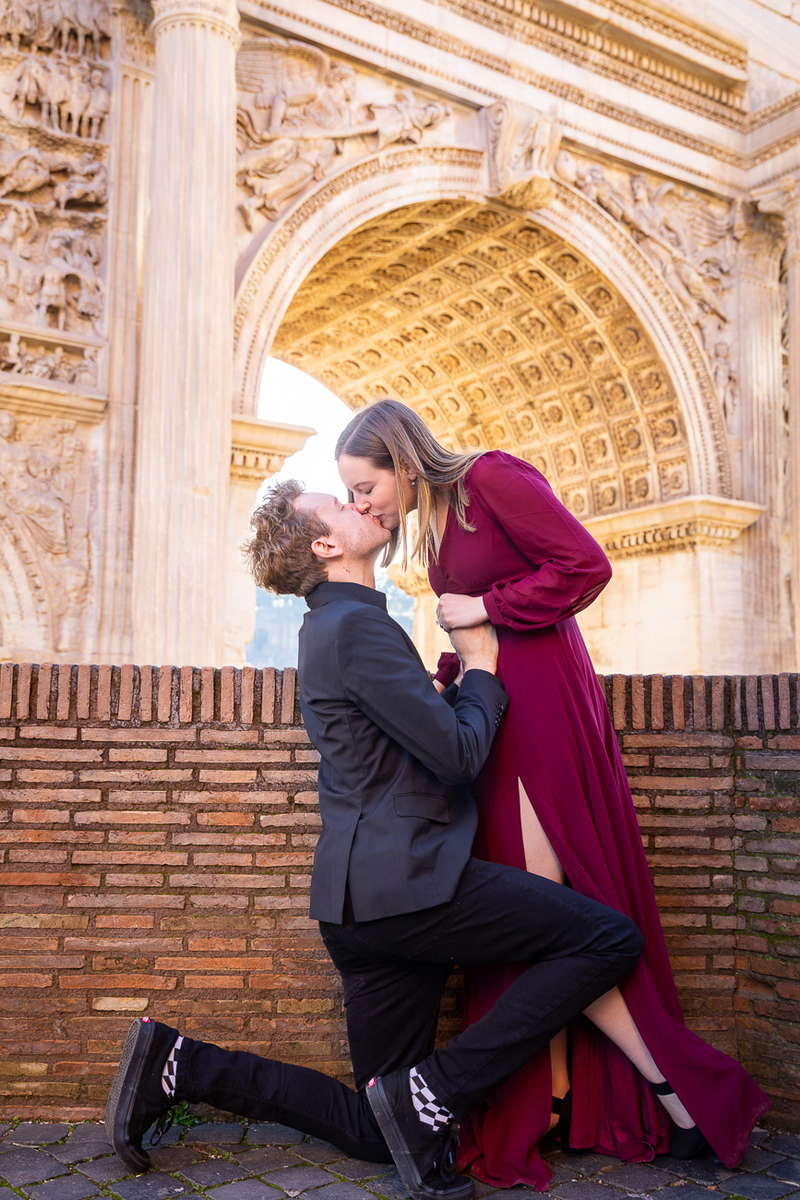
0, 664, 798, 1128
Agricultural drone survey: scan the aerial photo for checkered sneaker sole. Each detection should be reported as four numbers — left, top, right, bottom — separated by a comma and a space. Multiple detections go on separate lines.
161, 1034, 183, 1099
409, 1066, 454, 1135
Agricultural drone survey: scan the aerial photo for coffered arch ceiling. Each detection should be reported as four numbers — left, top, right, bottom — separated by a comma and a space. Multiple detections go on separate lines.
272, 199, 692, 522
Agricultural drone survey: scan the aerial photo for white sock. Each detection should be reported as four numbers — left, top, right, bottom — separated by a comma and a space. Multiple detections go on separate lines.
161, 1034, 183, 1099
409, 1066, 455, 1134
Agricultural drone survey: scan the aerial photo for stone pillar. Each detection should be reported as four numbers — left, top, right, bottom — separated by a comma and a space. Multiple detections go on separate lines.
131, 0, 240, 665
754, 175, 800, 668
91, 5, 155, 662
733, 224, 788, 669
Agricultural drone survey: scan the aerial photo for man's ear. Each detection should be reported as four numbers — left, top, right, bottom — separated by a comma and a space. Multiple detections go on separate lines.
311, 535, 342, 562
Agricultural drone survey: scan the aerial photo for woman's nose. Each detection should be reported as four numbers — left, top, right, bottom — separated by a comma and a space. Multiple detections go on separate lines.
354, 500, 371, 514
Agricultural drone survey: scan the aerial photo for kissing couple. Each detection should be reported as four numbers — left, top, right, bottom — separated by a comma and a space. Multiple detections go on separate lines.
106, 400, 768, 1195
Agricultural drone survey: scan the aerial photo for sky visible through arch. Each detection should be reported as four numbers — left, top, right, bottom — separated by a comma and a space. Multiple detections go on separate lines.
246, 359, 413, 668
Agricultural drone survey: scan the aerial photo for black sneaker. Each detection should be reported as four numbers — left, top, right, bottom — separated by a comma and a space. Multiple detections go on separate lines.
366, 1070, 474, 1200
105, 1017, 181, 1173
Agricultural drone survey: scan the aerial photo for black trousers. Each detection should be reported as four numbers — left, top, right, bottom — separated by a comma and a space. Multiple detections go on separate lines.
177, 859, 642, 1161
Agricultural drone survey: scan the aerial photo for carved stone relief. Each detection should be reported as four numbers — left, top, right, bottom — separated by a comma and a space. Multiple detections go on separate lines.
272, 197, 693, 519
235, 35, 451, 238
483, 100, 562, 211
0, 407, 92, 649
0, 0, 108, 395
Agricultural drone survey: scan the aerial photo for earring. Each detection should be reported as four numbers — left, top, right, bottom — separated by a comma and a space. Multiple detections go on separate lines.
410, 478, 418, 487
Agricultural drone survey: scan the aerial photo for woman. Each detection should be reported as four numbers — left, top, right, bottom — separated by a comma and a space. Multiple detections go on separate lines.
335, 399, 769, 1191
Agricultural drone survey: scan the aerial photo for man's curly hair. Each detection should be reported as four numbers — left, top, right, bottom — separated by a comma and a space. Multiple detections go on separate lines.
243, 479, 330, 597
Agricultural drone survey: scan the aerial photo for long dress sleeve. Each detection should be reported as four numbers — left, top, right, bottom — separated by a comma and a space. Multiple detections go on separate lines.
471, 451, 612, 631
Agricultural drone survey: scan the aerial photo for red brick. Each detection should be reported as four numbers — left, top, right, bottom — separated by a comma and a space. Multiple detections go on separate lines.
139, 665, 154, 721
35, 664, 53, 720
744, 752, 800, 771
65, 893, 184, 908
75, 810, 188, 825
15, 664, 32, 721
96, 914, 155, 928
156, 666, 173, 722
79, 770, 192, 783
118, 665, 135, 721
200, 667, 214, 722
199, 770, 258, 783
179, 666, 193, 724
9, 849, 68, 864
175, 749, 282, 763
59, 974, 177, 989
626, 775, 732, 791
187, 936, 247, 951
221, 667, 235, 723
200, 729, 259, 746
16, 770, 75, 783
97, 665, 112, 721
192, 852, 253, 867
108, 749, 168, 762
241, 667, 255, 724
0, 973, 52, 987
2, 872, 100, 886
81, 728, 194, 743
261, 668, 277, 723
19, 725, 78, 740
12, 809, 70, 824
72, 851, 187, 866
652, 755, 711, 769
55, 665, 72, 720
197, 812, 254, 827
2, 748, 102, 762
184, 975, 244, 988
280, 669, 297, 725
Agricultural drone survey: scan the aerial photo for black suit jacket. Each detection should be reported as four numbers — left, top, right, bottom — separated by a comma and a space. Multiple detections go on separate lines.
297, 581, 508, 924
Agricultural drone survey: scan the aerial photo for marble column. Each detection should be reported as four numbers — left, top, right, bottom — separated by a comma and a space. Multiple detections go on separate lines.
91, 5, 154, 662
131, 0, 240, 665
732, 223, 788, 669
754, 175, 800, 669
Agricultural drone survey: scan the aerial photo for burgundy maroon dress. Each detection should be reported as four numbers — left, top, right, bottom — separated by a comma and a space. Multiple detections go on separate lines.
429, 450, 769, 1190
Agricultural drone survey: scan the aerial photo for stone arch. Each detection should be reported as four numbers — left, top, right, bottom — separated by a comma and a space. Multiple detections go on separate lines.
234, 144, 731, 511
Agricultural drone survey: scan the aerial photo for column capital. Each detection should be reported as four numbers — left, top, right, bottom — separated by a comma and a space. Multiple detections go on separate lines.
753, 173, 800, 224
151, 0, 240, 46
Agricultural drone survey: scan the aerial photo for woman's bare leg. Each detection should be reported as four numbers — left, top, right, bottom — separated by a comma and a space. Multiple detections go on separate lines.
518, 782, 694, 1131
518, 783, 569, 1123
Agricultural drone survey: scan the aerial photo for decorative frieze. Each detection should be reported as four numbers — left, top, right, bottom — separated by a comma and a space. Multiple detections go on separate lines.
234, 35, 451, 237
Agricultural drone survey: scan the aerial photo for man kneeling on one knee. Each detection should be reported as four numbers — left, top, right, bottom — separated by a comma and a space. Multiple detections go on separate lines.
106, 480, 642, 1200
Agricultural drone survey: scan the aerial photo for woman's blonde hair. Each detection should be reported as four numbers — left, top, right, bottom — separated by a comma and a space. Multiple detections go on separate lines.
335, 398, 482, 567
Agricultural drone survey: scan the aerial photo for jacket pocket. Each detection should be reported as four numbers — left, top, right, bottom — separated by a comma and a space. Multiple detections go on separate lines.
393, 793, 451, 823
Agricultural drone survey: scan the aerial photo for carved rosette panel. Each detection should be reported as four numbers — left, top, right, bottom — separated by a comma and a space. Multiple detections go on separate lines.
0, 408, 93, 652
273, 198, 692, 520
0, 0, 110, 394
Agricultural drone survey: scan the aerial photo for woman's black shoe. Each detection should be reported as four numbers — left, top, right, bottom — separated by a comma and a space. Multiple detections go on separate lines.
551, 1091, 572, 1149
649, 1080, 710, 1158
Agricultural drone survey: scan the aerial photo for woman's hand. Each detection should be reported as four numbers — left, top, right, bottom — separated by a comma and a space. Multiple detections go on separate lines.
436, 593, 489, 632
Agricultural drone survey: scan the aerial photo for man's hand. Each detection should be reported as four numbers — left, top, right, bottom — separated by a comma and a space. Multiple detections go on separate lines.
449, 622, 499, 676
436, 593, 488, 632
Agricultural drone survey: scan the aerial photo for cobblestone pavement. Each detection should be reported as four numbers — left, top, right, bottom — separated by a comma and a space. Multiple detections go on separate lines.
1, 1120, 799, 1200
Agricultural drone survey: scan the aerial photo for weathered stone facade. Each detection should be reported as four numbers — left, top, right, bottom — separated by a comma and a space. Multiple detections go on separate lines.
1, 0, 799, 670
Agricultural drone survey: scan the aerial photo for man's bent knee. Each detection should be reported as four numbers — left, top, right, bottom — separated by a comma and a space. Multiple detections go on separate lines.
608, 912, 643, 970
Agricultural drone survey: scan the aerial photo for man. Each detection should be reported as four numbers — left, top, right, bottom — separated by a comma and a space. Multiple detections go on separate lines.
106, 481, 642, 1200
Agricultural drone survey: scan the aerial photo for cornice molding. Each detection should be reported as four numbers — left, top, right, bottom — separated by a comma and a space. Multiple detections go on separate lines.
584, 494, 765, 558
230, 416, 314, 482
